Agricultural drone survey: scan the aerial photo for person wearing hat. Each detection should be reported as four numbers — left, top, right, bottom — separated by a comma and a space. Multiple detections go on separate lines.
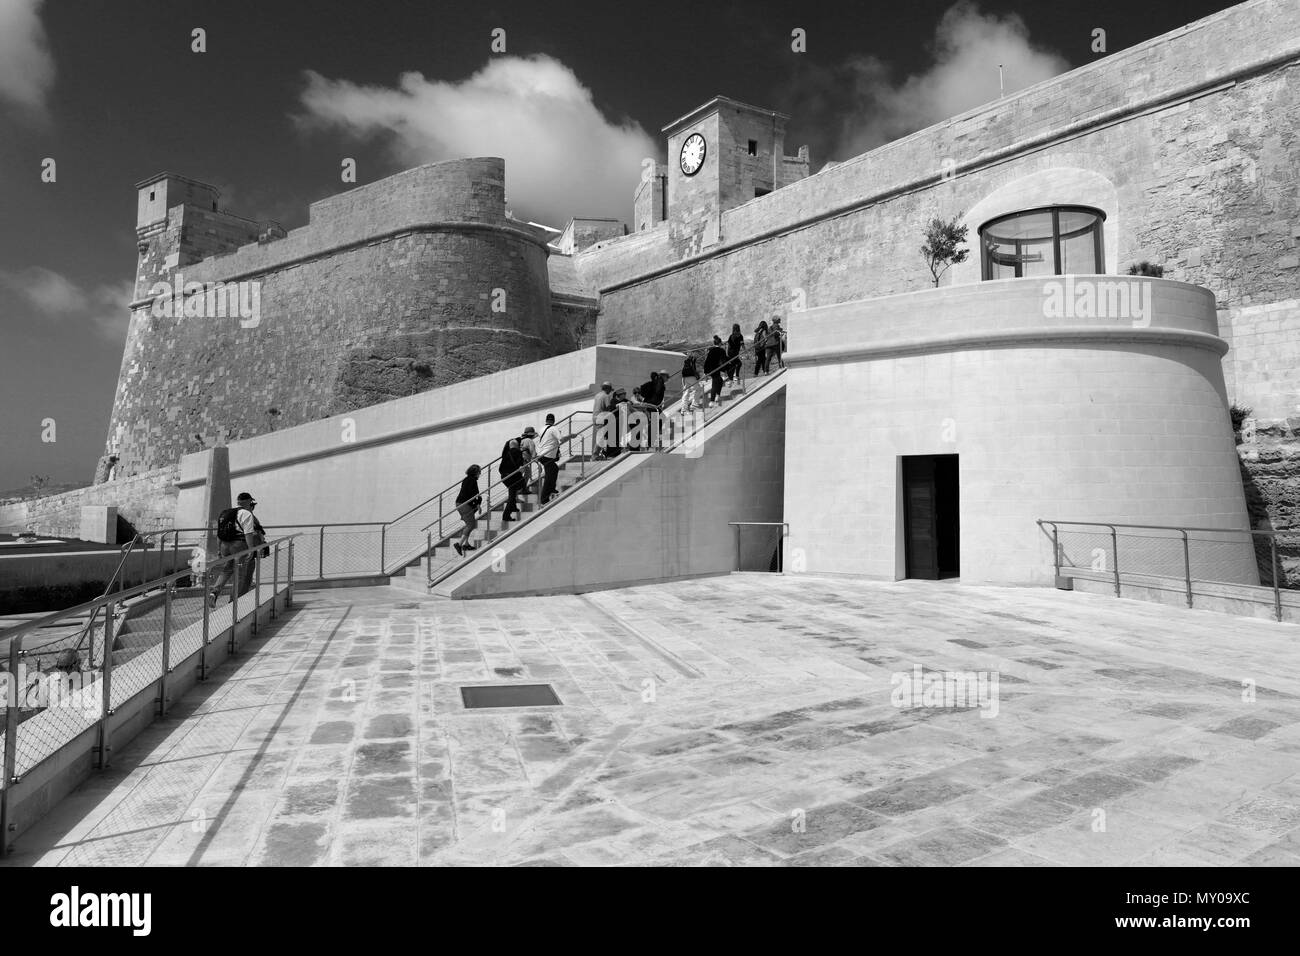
592, 382, 614, 460
519, 425, 539, 497
209, 491, 265, 608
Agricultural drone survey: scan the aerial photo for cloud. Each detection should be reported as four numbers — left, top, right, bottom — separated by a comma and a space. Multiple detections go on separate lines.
0, 0, 55, 115
1, 268, 131, 340
297, 55, 655, 227
795, 2, 1071, 161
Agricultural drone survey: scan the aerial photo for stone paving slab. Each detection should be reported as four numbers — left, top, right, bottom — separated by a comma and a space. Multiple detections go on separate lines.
5, 576, 1300, 867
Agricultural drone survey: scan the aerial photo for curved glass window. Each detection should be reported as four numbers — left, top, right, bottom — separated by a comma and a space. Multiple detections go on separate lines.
980, 206, 1105, 280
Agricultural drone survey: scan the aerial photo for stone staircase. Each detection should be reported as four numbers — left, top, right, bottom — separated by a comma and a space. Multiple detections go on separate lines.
389, 452, 612, 592
388, 367, 777, 593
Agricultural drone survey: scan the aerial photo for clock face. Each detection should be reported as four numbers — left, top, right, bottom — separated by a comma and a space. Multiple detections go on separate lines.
679, 133, 707, 176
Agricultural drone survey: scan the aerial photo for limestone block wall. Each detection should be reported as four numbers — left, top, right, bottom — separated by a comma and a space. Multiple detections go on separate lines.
783, 277, 1257, 586
443, 384, 786, 598
584, 0, 1300, 373
106, 158, 568, 478
0, 465, 180, 538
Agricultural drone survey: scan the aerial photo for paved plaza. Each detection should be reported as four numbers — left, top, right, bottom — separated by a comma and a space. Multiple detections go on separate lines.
5, 575, 1300, 867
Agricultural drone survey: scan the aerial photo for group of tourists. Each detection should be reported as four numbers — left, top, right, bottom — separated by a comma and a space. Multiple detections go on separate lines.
681, 318, 786, 409
453, 413, 563, 556
449, 320, 787, 557
592, 367, 673, 459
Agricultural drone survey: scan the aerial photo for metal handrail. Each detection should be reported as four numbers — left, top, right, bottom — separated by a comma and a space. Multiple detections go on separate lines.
419, 415, 603, 535
0, 533, 301, 646
1, 532, 301, 856
386, 409, 594, 527
423, 364, 788, 589
1037, 518, 1294, 621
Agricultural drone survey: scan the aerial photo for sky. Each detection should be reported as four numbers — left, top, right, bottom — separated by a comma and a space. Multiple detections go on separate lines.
0, 0, 1242, 491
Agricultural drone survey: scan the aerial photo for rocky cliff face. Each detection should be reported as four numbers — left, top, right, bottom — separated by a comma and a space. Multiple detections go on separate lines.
1238, 424, 1300, 586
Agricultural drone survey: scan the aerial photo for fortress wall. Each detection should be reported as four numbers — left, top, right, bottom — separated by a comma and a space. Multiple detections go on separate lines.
176, 158, 511, 286
0, 465, 180, 538
587, 0, 1300, 410
107, 159, 567, 477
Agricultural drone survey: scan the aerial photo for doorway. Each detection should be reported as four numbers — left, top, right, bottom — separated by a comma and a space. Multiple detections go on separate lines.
902, 455, 960, 580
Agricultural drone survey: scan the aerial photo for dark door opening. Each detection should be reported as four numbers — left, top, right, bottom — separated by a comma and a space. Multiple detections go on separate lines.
902, 455, 960, 580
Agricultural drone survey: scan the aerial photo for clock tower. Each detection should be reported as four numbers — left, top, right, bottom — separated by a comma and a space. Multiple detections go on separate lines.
662, 96, 810, 252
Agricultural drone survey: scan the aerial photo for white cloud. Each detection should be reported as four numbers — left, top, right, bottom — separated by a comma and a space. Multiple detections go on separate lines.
0, 0, 55, 115
297, 55, 655, 227
828, 2, 1070, 157
1, 268, 130, 340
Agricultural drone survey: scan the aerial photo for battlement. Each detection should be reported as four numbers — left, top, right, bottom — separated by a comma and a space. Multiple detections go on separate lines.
137, 158, 529, 293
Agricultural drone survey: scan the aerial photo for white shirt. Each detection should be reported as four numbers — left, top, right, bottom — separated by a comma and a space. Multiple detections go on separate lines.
236, 508, 257, 538
537, 425, 561, 459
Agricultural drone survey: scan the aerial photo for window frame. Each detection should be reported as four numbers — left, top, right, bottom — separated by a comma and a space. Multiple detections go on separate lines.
979, 205, 1106, 280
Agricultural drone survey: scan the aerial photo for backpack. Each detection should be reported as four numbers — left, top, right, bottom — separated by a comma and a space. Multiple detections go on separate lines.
216, 507, 244, 542
500, 439, 523, 480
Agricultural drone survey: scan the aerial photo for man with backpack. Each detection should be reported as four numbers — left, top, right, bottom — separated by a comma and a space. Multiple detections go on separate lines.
209, 491, 265, 608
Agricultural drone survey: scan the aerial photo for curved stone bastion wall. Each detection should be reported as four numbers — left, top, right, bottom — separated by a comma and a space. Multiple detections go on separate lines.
105, 158, 562, 477
782, 275, 1258, 587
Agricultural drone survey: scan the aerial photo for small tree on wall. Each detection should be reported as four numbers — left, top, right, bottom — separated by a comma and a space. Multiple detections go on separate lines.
921, 214, 970, 286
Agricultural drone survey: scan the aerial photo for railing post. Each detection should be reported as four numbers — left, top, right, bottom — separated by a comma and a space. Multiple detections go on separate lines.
427, 531, 433, 588
230, 554, 240, 655
172, 530, 179, 579
272, 543, 280, 619
379, 524, 387, 575
438, 493, 444, 540
1, 636, 22, 856
1271, 534, 1282, 622
1182, 530, 1193, 609
318, 526, 325, 580
200, 571, 211, 681
734, 524, 742, 572
287, 540, 296, 605
1110, 525, 1120, 597
581, 436, 586, 478
1051, 524, 1060, 578
252, 547, 262, 636
158, 581, 173, 717
98, 606, 116, 769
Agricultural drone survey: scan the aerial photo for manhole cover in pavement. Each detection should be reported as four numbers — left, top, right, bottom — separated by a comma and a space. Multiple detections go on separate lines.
460, 684, 562, 709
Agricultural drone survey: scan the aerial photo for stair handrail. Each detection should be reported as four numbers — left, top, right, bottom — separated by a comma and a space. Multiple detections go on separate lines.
381, 330, 775, 534
384, 409, 593, 527
422, 361, 788, 589
418, 413, 607, 535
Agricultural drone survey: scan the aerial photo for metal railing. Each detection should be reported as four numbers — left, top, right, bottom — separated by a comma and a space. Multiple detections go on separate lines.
1038, 518, 1297, 620
0, 533, 299, 855
729, 522, 790, 572
417, 354, 789, 589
